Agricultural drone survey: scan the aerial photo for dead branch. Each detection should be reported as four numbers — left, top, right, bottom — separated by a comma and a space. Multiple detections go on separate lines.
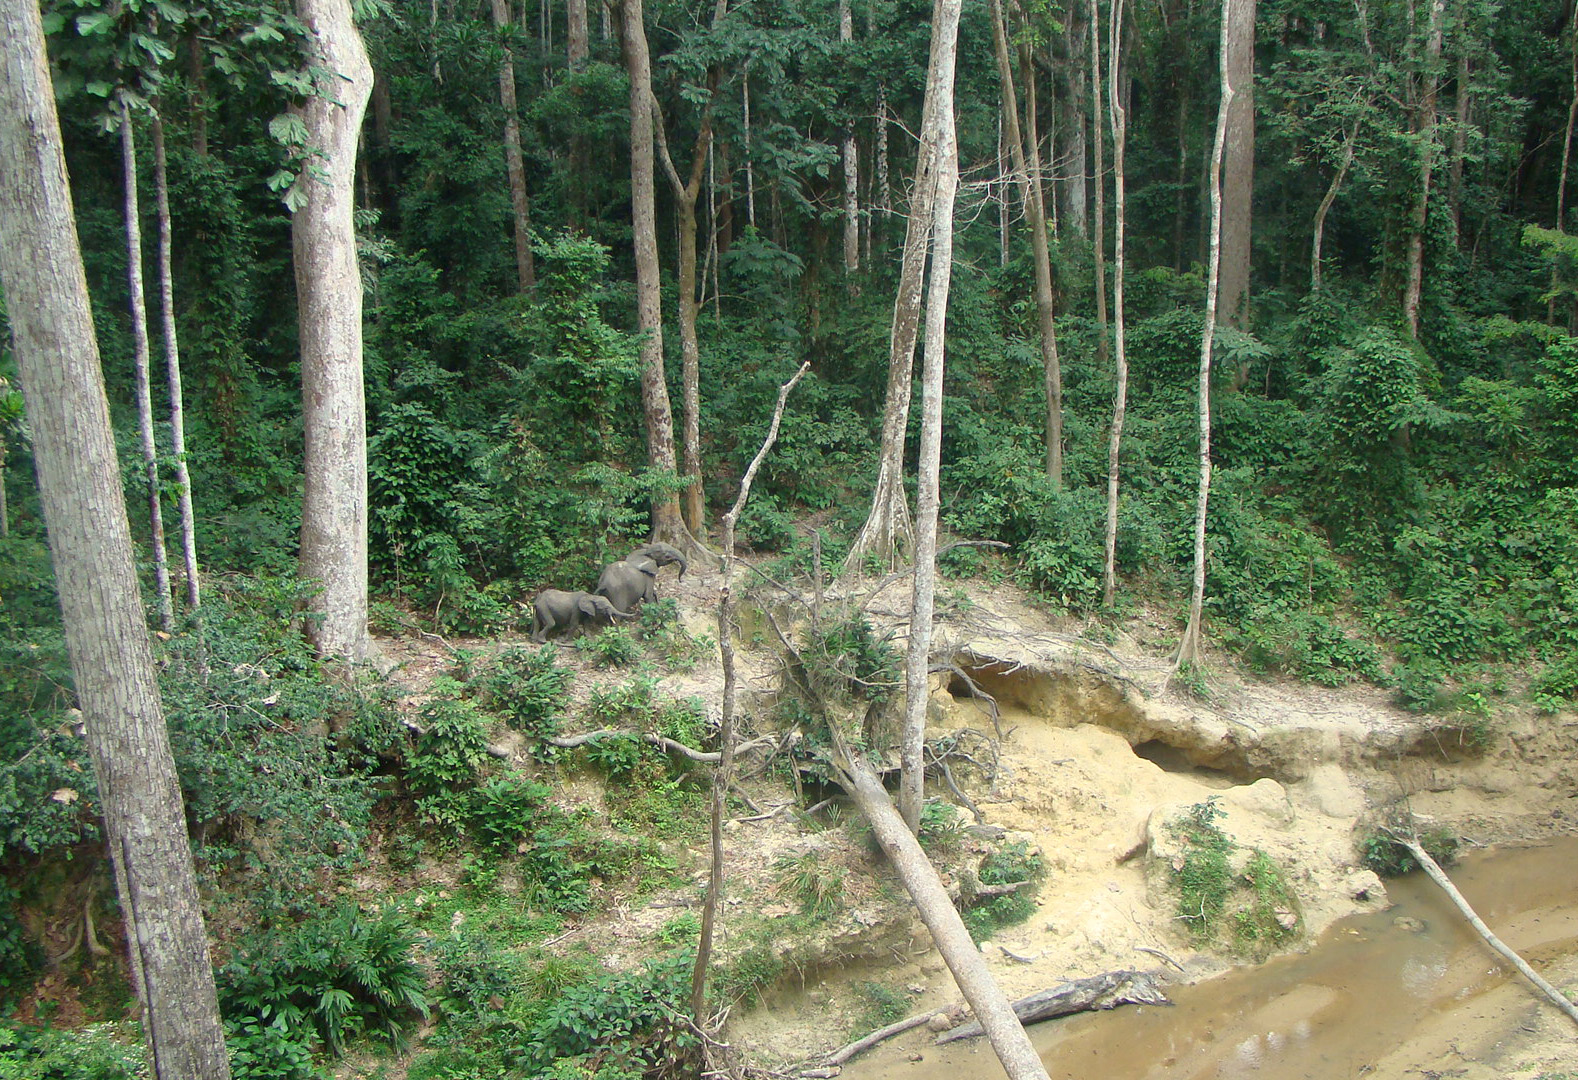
1383, 827, 1578, 1030
812, 1011, 935, 1070
935, 970, 1172, 1043
1134, 945, 1185, 972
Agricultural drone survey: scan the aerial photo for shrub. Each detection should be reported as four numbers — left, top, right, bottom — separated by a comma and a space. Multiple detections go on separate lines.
407, 692, 493, 793
0, 1022, 146, 1080
585, 627, 640, 668
514, 953, 697, 1075
476, 647, 570, 740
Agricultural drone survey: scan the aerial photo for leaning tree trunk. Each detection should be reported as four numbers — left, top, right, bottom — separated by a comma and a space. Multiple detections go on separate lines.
1311, 119, 1357, 294
1088, 0, 1108, 367
119, 101, 174, 633
622, 0, 690, 546
1176, 0, 1234, 672
1102, 0, 1129, 609
989, 0, 1063, 488
899, 0, 961, 832
491, 0, 536, 294
0, 4, 231, 1075
293, 0, 374, 665
844, 0, 957, 576
152, 115, 199, 611
834, 749, 1051, 1080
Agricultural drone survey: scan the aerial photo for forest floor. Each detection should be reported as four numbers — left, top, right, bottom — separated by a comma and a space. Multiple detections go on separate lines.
376, 553, 1578, 1079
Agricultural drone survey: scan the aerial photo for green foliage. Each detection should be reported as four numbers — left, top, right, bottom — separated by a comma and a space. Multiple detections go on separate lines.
585, 627, 639, 669
1358, 828, 1460, 878
513, 953, 697, 1076
0, 1022, 146, 1080
653, 912, 701, 949
636, 599, 714, 672
0, 882, 37, 1001
217, 904, 429, 1057
1168, 800, 1236, 942
1231, 851, 1302, 955
407, 692, 493, 793
962, 840, 1044, 942
917, 801, 965, 855
805, 613, 900, 707
474, 647, 571, 741
851, 981, 910, 1034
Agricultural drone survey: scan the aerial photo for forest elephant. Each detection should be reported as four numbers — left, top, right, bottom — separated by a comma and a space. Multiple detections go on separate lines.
595, 556, 659, 613
532, 590, 633, 643
628, 541, 687, 580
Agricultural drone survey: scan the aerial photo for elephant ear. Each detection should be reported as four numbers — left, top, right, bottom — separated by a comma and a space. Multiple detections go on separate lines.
578, 595, 601, 617
633, 557, 658, 577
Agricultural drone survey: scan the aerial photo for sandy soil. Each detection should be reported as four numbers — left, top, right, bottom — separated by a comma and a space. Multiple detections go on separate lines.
377, 558, 1578, 1078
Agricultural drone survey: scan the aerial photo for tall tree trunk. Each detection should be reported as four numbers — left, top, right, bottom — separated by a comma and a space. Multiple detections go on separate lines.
186, 32, 209, 156
0, 4, 231, 1074
567, 0, 588, 65
652, 0, 727, 537
1447, 45, 1469, 244
1177, 0, 1234, 671
622, 0, 689, 545
492, 0, 537, 294
990, 0, 1063, 488
1217, 0, 1255, 332
1311, 119, 1357, 293
1551, 9, 1576, 323
1403, 0, 1445, 340
1088, 0, 1108, 367
293, 0, 374, 665
1101, 0, 1129, 608
840, 0, 860, 280
743, 72, 756, 227
1061, 6, 1089, 238
1172, 90, 1189, 270
900, 0, 961, 832
844, 0, 960, 575
152, 116, 199, 611
120, 102, 174, 633
876, 83, 891, 225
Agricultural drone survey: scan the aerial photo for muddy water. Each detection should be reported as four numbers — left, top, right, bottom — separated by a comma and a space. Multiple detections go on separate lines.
842, 838, 1578, 1080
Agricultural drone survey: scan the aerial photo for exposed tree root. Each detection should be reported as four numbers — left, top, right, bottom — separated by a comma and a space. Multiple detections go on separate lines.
934, 969, 1172, 1043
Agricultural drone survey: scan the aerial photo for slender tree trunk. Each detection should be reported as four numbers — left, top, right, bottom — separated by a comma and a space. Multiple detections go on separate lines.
1217, 0, 1255, 332
1088, 0, 1108, 366
1062, 6, 1089, 238
492, 0, 536, 294
293, 0, 374, 665
1311, 119, 1357, 293
1447, 46, 1468, 244
1551, 10, 1576, 323
120, 102, 174, 633
834, 748, 1051, 1080
899, 0, 961, 832
0, 4, 230, 1074
152, 116, 199, 611
1177, 0, 1234, 671
1102, 0, 1129, 608
1403, 0, 1445, 340
186, 32, 209, 157
622, 0, 689, 544
876, 84, 891, 224
743, 72, 756, 228
840, 0, 860, 280
990, 0, 1063, 488
567, 0, 588, 65
1172, 92, 1189, 270
998, 111, 1010, 268
691, 362, 808, 1027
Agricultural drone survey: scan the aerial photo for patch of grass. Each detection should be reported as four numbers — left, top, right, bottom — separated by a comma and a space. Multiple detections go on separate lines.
851, 980, 910, 1034
1232, 851, 1302, 956
654, 911, 701, 949
1168, 799, 1303, 956
585, 627, 640, 668
962, 839, 1044, 942
917, 801, 965, 855
773, 851, 845, 917
713, 941, 783, 1009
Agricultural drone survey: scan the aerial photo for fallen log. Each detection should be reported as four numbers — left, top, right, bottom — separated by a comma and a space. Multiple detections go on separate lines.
935, 969, 1172, 1044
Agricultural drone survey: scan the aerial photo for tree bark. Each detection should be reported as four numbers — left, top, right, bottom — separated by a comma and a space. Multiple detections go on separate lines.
899, 0, 961, 832
1088, 0, 1108, 367
989, 0, 1063, 488
1101, 0, 1129, 608
832, 749, 1051, 1080
0, 4, 231, 1074
152, 116, 199, 612
621, 0, 689, 545
1061, 6, 1089, 238
491, 0, 537, 294
1402, 0, 1444, 340
293, 0, 374, 665
1217, 0, 1255, 332
1176, 0, 1233, 672
840, 0, 860, 280
567, 0, 589, 66
119, 101, 174, 633
844, 0, 959, 576
652, 0, 727, 538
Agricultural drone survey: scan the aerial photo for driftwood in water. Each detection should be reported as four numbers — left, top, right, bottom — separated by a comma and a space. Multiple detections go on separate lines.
935, 969, 1172, 1044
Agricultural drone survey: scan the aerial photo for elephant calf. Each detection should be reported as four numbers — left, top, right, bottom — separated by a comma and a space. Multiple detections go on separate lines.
532, 589, 633, 643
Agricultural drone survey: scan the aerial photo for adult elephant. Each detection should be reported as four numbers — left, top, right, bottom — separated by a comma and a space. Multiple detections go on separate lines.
532, 590, 633, 643
629, 541, 687, 580
596, 556, 659, 614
